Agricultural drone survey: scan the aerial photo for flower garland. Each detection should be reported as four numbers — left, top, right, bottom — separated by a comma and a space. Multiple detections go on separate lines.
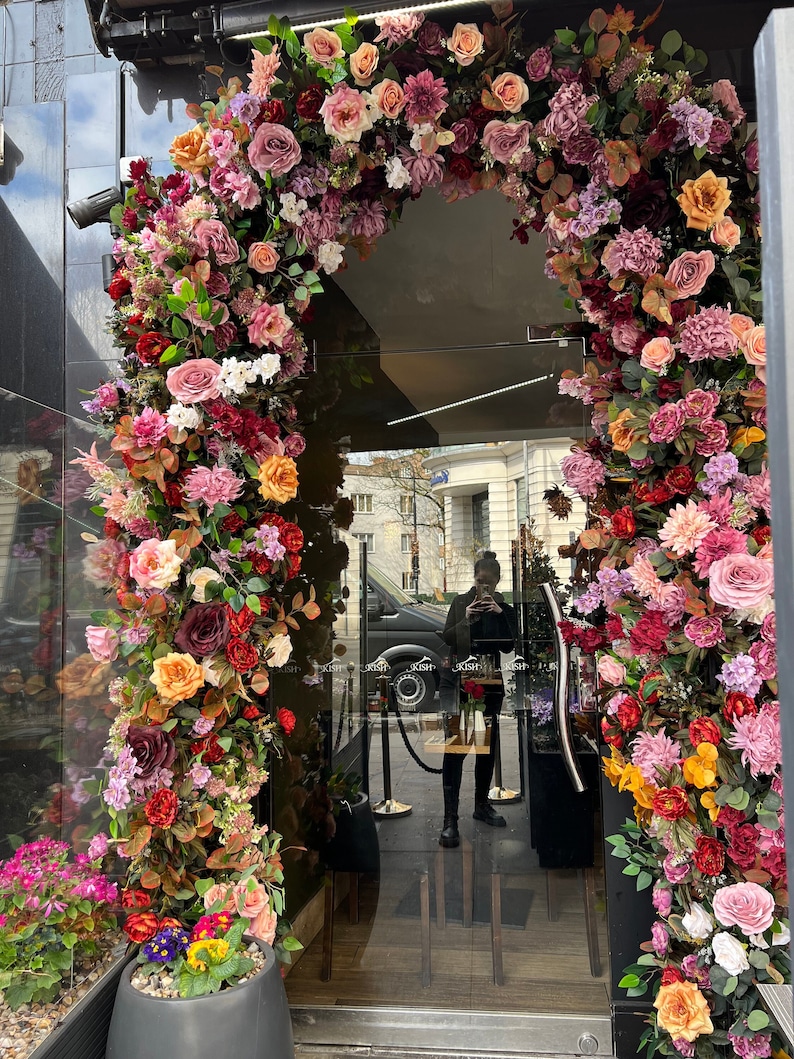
80, 0, 786, 1046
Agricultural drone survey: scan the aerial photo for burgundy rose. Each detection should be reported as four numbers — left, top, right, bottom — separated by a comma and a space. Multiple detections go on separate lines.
716, 806, 746, 830
226, 637, 260, 672
135, 332, 171, 366
417, 20, 445, 55
284, 433, 306, 458
296, 85, 325, 121
621, 178, 674, 232
174, 603, 231, 658
252, 553, 272, 576
145, 788, 180, 829
466, 101, 494, 129
693, 835, 725, 876
635, 481, 675, 505
127, 725, 176, 780
222, 512, 245, 533
450, 118, 478, 154
163, 481, 185, 508
448, 155, 475, 181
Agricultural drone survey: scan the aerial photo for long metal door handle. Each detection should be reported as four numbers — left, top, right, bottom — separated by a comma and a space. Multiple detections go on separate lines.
539, 583, 587, 793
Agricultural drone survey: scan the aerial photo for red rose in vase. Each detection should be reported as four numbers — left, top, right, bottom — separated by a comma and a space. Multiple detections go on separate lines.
652, 786, 690, 821
144, 788, 179, 829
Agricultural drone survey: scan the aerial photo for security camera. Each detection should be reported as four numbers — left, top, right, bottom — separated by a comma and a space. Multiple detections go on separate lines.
67, 187, 124, 230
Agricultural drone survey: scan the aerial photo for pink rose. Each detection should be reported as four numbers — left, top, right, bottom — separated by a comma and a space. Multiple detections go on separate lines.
708, 552, 775, 610
741, 325, 766, 382
166, 358, 223, 403
203, 883, 236, 912
597, 655, 626, 686
129, 538, 184, 590
371, 79, 405, 119
350, 42, 379, 86
481, 120, 532, 164
490, 72, 529, 114
234, 879, 269, 919
247, 242, 280, 274
665, 250, 716, 299
710, 218, 741, 251
192, 219, 240, 265
640, 336, 676, 373
303, 27, 344, 68
248, 301, 293, 348
85, 625, 120, 662
711, 79, 746, 126
712, 881, 775, 935
320, 84, 373, 143
249, 905, 278, 944
247, 122, 301, 178
447, 22, 484, 66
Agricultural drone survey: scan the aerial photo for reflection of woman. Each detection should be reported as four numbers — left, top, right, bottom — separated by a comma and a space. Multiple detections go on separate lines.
439, 552, 517, 848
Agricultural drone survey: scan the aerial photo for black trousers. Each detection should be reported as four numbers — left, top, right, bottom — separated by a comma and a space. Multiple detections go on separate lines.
442, 692, 502, 815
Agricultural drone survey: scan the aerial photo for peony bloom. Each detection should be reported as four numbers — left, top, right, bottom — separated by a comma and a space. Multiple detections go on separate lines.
129, 538, 184, 590
659, 503, 718, 557
712, 881, 776, 935
654, 981, 713, 1042
150, 652, 205, 702
184, 465, 245, 508
248, 301, 293, 349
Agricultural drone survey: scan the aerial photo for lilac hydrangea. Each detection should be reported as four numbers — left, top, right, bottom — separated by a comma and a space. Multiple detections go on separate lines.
717, 653, 763, 696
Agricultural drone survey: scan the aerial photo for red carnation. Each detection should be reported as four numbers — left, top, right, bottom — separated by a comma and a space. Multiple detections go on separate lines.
689, 717, 722, 747
557, 620, 576, 646
296, 84, 325, 121
723, 691, 758, 724
226, 637, 260, 672
121, 889, 152, 909
145, 788, 179, 829
123, 911, 160, 944
448, 155, 476, 181
227, 604, 256, 635
280, 522, 304, 552
610, 506, 637, 540
616, 696, 642, 730
693, 834, 724, 876
108, 272, 131, 301
629, 611, 670, 655
652, 786, 690, 821
664, 465, 697, 496
661, 966, 685, 985
241, 703, 260, 720
576, 626, 607, 652
278, 707, 297, 736
135, 331, 171, 366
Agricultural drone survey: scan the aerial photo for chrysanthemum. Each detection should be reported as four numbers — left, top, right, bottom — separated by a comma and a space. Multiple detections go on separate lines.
659, 502, 718, 557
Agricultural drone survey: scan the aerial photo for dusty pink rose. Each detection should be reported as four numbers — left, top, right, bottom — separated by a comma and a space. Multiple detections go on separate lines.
166, 358, 223, 403
85, 625, 120, 662
371, 79, 405, 119
665, 250, 716, 299
350, 42, 379, 86
711, 79, 746, 126
482, 120, 532, 164
741, 325, 766, 382
247, 122, 301, 178
597, 655, 627, 686
192, 219, 240, 265
249, 905, 278, 944
129, 538, 184, 590
710, 218, 741, 251
712, 881, 775, 935
490, 72, 529, 114
320, 84, 373, 143
447, 22, 484, 66
203, 883, 236, 912
303, 27, 344, 68
708, 552, 775, 610
640, 336, 676, 373
248, 301, 293, 348
234, 879, 269, 919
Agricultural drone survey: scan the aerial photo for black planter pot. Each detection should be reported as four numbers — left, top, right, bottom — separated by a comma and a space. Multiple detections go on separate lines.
105, 938, 293, 1059
320, 792, 380, 874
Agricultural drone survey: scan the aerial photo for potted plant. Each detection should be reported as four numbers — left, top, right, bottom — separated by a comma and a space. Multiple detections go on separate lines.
318, 767, 379, 875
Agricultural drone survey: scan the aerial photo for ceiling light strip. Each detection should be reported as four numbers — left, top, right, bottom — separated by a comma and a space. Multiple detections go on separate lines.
387, 373, 552, 426
231, 0, 483, 38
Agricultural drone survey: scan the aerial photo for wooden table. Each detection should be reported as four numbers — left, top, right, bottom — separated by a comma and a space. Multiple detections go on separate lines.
424, 715, 492, 755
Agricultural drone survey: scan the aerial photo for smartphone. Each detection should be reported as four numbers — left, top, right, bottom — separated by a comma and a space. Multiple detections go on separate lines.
475, 584, 484, 601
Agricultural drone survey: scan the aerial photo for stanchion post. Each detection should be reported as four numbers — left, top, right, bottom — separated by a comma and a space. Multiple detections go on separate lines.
488, 713, 521, 805
372, 675, 412, 817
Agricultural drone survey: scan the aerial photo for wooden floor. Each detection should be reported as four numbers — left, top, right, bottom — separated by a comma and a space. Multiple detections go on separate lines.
285, 715, 610, 1017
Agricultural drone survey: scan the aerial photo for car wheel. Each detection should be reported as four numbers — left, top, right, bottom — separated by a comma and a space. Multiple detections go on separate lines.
389, 662, 437, 712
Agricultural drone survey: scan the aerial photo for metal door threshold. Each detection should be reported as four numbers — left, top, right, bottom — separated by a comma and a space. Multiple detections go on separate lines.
292, 1007, 613, 1057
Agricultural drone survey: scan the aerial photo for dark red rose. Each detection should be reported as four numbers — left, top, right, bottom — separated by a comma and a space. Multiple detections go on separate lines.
296, 84, 325, 121
121, 889, 152, 909
466, 101, 494, 128
652, 786, 690, 821
665, 466, 697, 496
278, 707, 297, 735
657, 378, 682, 400
260, 99, 287, 124
616, 696, 642, 730
163, 481, 185, 507
144, 788, 179, 828
227, 604, 256, 635
620, 178, 674, 231
135, 332, 171, 366
693, 834, 725, 876
258, 513, 285, 532
202, 733, 225, 764
752, 525, 772, 546
174, 603, 231, 658
280, 522, 304, 552
661, 966, 685, 985
448, 155, 476, 181
723, 691, 758, 724
727, 823, 759, 870
127, 725, 176, 779
226, 637, 260, 672
207, 400, 244, 437
241, 704, 260, 720
129, 158, 150, 181
689, 717, 722, 747
629, 611, 670, 655
123, 911, 160, 943
104, 517, 122, 539
417, 19, 445, 55
222, 512, 245, 533
638, 672, 662, 704
635, 481, 675, 505
601, 715, 623, 748
611, 506, 636, 540
108, 272, 131, 301
646, 116, 678, 152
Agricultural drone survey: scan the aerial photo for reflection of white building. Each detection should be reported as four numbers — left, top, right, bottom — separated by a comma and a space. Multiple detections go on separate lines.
423, 440, 587, 593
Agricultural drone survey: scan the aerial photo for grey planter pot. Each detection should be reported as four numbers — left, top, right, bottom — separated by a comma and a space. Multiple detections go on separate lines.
321, 791, 380, 874
105, 938, 293, 1059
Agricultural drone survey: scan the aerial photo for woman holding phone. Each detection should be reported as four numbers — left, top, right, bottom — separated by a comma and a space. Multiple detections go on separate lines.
438, 551, 517, 848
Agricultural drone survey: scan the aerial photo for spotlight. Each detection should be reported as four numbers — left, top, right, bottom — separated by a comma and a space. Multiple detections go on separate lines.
67, 187, 124, 230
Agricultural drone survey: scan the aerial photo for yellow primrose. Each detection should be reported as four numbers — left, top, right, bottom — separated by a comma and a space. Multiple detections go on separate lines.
700, 790, 720, 822
682, 743, 719, 789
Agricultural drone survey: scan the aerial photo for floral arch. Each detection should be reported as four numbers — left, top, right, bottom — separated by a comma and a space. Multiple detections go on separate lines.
75, 3, 785, 1057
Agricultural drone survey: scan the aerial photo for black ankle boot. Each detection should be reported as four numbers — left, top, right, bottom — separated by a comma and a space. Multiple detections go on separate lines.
473, 801, 506, 827
439, 815, 460, 847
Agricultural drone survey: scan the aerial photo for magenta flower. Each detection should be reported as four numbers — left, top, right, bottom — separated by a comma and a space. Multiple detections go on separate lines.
403, 69, 449, 125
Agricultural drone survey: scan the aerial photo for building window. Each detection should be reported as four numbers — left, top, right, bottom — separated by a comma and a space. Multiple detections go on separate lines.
351, 493, 373, 513
401, 571, 412, 589
353, 533, 375, 552
472, 490, 490, 549
401, 533, 411, 553
437, 531, 444, 547
399, 494, 413, 515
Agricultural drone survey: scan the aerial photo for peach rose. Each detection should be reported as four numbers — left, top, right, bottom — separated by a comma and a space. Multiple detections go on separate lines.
203, 883, 236, 912
350, 42, 379, 86
170, 127, 213, 174
150, 652, 205, 702
234, 879, 269, 919
639, 336, 676, 373
710, 217, 741, 251
249, 905, 278, 945
448, 22, 484, 66
257, 454, 299, 503
730, 313, 755, 341
741, 324, 766, 381
608, 408, 647, 454
654, 981, 714, 1042
247, 242, 280, 274
677, 169, 731, 232
129, 538, 184, 590
370, 78, 405, 119
665, 250, 715, 299
303, 27, 344, 68
490, 72, 529, 114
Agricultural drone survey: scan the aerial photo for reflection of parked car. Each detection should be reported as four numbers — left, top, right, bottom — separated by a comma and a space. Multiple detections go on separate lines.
365, 565, 449, 712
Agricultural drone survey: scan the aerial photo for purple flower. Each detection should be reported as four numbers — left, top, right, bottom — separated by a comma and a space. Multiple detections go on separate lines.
669, 98, 714, 148
560, 449, 606, 498
679, 305, 738, 362
701, 452, 740, 495
718, 654, 763, 697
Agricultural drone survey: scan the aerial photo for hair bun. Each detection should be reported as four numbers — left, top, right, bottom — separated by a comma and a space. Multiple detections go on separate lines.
482, 550, 496, 560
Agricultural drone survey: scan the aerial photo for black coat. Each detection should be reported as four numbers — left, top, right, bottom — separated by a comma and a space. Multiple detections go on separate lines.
441, 587, 517, 663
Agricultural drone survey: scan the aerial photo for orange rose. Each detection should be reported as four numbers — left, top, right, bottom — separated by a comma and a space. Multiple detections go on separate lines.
654, 981, 714, 1042
257, 454, 299, 504
247, 242, 280, 274
730, 312, 755, 340
349, 42, 379, 86
303, 28, 344, 68
371, 79, 405, 119
447, 22, 484, 66
150, 652, 205, 702
710, 217, 741, 250
677, 169, 731, 231
490, 72, 529, 113
170, 127, 213, 174
608, 408, 647, 454
56, 654, 113, 699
